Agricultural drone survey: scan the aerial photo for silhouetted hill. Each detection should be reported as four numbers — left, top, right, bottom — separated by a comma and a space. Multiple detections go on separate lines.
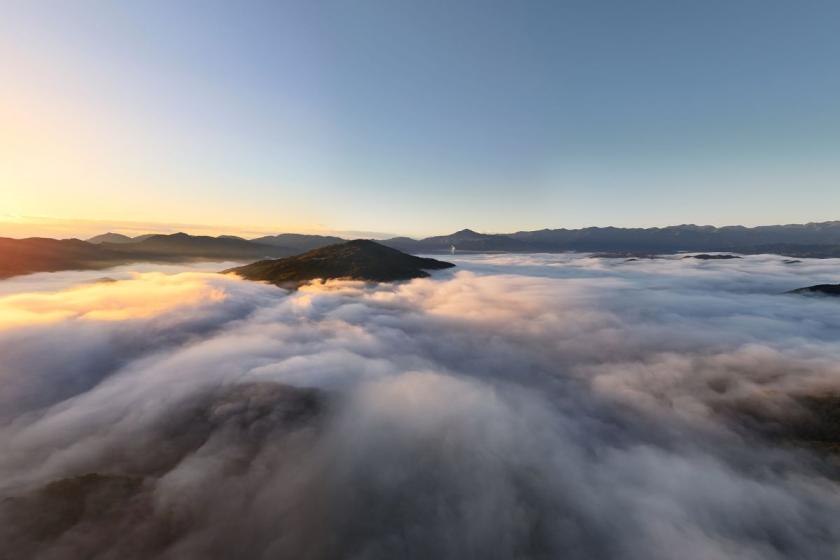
251, 233, 345, 252
87, 232, 138, 244
0, 237, 122, 279
226, 240, 454, 287
0, 233, 297, 279
103, 233, 293, 261
384, 228, 536, 252
382, 222, 840, 257
509, 222, 840, 252
86, 231, 348, 253
735, 244, 840, 258
683, 254, 741, 260
7, 222, 840, 280
788, 284, 840, 297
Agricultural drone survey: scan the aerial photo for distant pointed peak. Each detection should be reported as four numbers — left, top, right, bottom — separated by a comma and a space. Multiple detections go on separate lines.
453, 228, 480, 236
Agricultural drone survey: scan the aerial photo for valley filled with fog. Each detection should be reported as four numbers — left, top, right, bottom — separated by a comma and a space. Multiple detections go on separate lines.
2, 253, 840, 559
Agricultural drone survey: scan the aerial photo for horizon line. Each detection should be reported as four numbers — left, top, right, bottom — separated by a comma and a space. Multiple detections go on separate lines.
3, 214, 840, 242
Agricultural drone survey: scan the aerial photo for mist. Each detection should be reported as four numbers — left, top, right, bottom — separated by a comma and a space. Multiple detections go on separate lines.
2, 254, 840, 559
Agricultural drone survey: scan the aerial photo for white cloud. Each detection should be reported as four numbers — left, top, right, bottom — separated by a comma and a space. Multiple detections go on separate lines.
1, 254, 840, 559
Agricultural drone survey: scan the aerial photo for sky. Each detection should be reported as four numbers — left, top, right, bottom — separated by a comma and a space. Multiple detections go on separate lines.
1, 0, 839, 239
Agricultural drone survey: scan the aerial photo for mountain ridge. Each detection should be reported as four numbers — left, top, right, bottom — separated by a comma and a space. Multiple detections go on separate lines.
5, 221, 840, 280
383, 221, 840, 254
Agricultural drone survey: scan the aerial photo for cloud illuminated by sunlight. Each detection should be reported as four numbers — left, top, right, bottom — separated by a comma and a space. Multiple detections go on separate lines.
0, 272, 229, 329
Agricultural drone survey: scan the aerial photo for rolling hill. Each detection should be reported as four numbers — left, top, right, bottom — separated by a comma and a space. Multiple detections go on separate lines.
225, 240, 455, 287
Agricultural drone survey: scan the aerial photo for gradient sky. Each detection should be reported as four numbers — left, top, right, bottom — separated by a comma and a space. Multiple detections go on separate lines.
2, 0, 839, 238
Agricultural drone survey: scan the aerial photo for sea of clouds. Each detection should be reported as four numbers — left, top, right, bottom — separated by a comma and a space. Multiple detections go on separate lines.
1, 253, 840, 559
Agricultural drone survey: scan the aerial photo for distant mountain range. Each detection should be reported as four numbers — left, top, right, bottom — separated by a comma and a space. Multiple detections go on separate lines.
102, 232, 290, 260
87, 232, 154, 244
87, 231, 345, 253
0, 233, 301, 279
225, 240, 454, 287
381, 222, 840, 255
3, 221, 840, 280
81, 221, 840, 257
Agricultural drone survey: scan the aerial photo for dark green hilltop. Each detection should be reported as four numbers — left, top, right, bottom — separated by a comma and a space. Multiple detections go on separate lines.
224, 239, 455, 287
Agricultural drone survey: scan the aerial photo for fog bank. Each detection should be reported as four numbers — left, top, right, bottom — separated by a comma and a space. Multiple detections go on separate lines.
1, 254, 840, 559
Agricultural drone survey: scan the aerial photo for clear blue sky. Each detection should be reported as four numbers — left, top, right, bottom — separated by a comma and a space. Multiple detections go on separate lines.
2, 0, 839, 237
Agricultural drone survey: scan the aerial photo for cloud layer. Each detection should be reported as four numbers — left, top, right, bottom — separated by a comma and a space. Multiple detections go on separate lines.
2, 254, 840, 559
